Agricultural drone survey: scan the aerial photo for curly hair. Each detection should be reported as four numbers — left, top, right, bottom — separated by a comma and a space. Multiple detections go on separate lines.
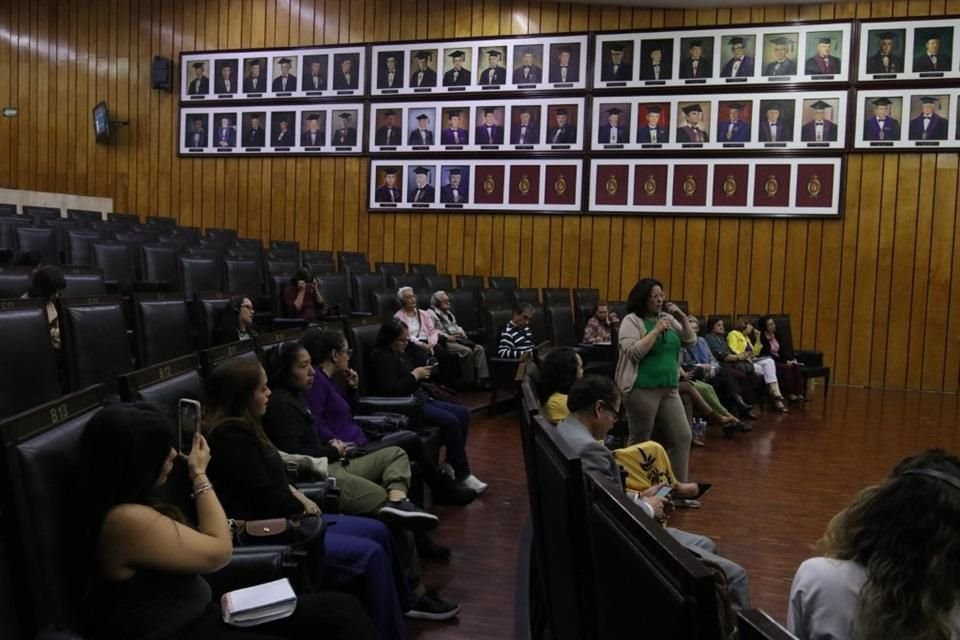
817, 449, 960, 640
537, 347, 581, 403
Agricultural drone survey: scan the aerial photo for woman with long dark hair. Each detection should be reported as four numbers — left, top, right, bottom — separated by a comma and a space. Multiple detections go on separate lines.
788, 449, 960, 640
369, 319, 487, 495
213, 296, 258, 345
757, 315, 806, 402
77, 402, 375, 640
615, 278, 696, 482
22, 264, 66, 349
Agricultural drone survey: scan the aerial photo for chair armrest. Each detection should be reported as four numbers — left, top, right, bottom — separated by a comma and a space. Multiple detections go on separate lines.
358, 395, 417, 410
349, 311, 374, 318
296, 480, 340, 513
796, 349, 823, 367
205, 545, 295, 598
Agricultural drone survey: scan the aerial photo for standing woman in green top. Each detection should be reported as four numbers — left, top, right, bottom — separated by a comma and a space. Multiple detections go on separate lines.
615, 278, 698, 482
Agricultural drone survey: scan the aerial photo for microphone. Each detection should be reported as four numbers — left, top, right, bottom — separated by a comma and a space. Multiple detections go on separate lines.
657, 311, 672, 341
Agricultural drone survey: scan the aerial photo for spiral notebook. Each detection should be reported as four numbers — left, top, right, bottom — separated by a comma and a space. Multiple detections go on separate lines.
221, 578, 298, 627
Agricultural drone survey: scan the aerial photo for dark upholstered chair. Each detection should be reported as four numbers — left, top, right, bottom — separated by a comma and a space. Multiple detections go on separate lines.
511, 288, 540, 307
376, 261, 406, 277
483, 306, 524, 411
488, 276, 518, 290
456, 274, 484, 292
479, 288, 510, 310
267, 273, 293, 318
351, 272, 386, 314
337, 251, 369, 271
223, 258, 264, 300
423, 274, 452, 292
107, 212, 139, 225
573, 288, 601, 339
195, 292, 234, 348
59, 296, 133, 393
198, 340, 260, 377
133, 294, 194, 366
23, 206, 61, 226
0, 203, 18, 216
141, 243, 181, 290
543, 288, 572, 308
65, 230, 103, 266
179, 256, 222, 299
771, 314, 830, 397
61, 267, 107, 297
371, 290, 400, 319
409, 263, 438, 276
0, 217, 31, 251
270, 240, 300, 257
316, 273, 356, 318
265, 258, 299, 277
146, 215, 177, 228
445, 289, 485, 342
66, 209, 103, 223
388, 273, 424, 291
0, 267, 31, 298
204, 227, 238, 241
0, 299, 62, 419
118, 354, 203, 420
302, 250, 333, 264
91, 242, 137, 293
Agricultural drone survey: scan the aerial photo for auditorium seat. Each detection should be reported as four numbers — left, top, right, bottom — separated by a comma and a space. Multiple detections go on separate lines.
91, 241, 137, 293
114, 229, 159, 245
269, 240, 300, 258
483, 306, 524, 410
511, 287, 540, 307
0, 216, 31, 250
0, 299, 62, 418
204, 227, 238, 241
16, 227, 59, 264
142, 243, 181, 290
0, 203, 16, 216
302, 249, 333, 264
134, 294, 194, 365
60, 296, 134, 393
171, 225, 202, 243
446, 289, 485, 342
456, 274, 484, 292
371, 289, 400, 318
146, 215, 177, 228
61, 267, 107, 297
409, 263, 438, 275
0, 525, 21, 638
738, 610, 796, 640
185, 246, 225, 262
234, 237, 264, 251
479, 288, 510, 310
423, 274, 452, 292
118, 353, 203, 420
266, 248, 298, 261
196, 291, 235, 348
198, 339, 260, 377
771, 314, 830, 396
316, 273, 357, 317
376, 261, 406, 277
0, 266, 32, 298
303, 259, 335, 275
223, 258, 264, 301
107, 212, 139, 224
337, 250, 369, 272
489, 276, 518, 290
573, 288, 600, 338
265, 258, 299, 278
23, 206, 61, 226
179, 256, 222, 300
388, 273, 424, 291
66, 209, 103, 223
542, 288, 571, 308
351, 272, 386, 314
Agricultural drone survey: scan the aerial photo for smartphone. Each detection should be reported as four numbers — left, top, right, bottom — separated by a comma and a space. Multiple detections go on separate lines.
178, 398, 202, 454
654, 485, 673, 499
426, 356, 440, 370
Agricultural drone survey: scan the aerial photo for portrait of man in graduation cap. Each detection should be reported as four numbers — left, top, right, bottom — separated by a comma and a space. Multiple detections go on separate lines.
185, 115, 208, 148
443, 49, 471, 86
377, 51, 404, 89
271, 56, 297, 92
863, 97, 901, 141
214, 60, 238, 94
480, 48, 506, 85
332, 53, 359, 90
677, 103, 709, 142
597, 106, 628, 144
271, 112, 296, 147
302, 55, 328, 91
913, 29, 953, 72
866, 30, 904, 74
679, 37, 712, 78
718, 101, 751, 142
510, 106, 540, 144
187, 61, 210, 95
243, 58, 267, 93
908, 95, 950, 140
300, 112, 325, 147
440, 167, 469, 203
636, 104, 669, 143
374, 109, 402, 146
440, 110, 469, 145
410, 50, 438, 88
408, 111, 435, 146
800, 100, 839, 142
639, 39, 672, 80
375, 167, 403, 203
332, 111, 358, 146
601, 41, 633, 81
758, 100, 793, 142
762, 34, 798, 76
546, 106, 577, 143
242, 112, 266, 147
214, 114, 237, 147
474, 107, 504, 145
805, 33, 842, 75
548, 43, 580, 82
408, 166, 436, 203
720, 35, 755, 77
512, 46, 543, 84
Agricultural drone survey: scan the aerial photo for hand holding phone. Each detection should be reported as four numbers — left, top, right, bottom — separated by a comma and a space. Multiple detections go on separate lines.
654, 485, 674, 500
178, 398, 202, 455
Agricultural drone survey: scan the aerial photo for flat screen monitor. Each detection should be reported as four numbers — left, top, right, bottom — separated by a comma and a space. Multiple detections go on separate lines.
92, 101, 110, 143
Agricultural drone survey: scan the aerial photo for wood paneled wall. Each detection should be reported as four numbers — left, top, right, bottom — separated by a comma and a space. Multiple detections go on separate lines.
1, 1, 960, 393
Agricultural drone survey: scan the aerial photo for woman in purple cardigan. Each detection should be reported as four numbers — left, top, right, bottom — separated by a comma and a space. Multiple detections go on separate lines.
300, 328, 476, 508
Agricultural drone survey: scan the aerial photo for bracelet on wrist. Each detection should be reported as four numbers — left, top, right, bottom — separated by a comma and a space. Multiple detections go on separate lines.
191, 482, 214, 499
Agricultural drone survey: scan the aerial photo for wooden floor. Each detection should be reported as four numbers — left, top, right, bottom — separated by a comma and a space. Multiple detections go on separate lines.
408, 384, 960, 638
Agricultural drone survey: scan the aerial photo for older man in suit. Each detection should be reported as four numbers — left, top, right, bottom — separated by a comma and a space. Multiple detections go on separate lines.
863, 97, 900, 141
374, 110, 402, 146
187, 62, 209, 94
636, 106, 668, 144
679, 40, 711, 78
914, 33, 952, 72
598, 107, 627, 144
215, 116, 237, 147
186, 117, 208, 147
511, 108, 539, 144
866, 31, 903, 74
804, 37, 841, 75
479, 50, 506, 86
548, 47, 577, 83
374, 167, 402, 203
410, 51, 437, 87
546, 109, 576, 144
440, 169, 467, 204
332, 113, 357, 146
720, 37, 754, 77
332, 57, 358, 90
758, 103, 792, 142
442, 50, 471, 86
677, 104, 709, 142
512, 48, 543, 83
719, 103, 750, 142
601, 42, 632, 81
271, 58, 297, 92
408, 167, 435, 203
408, 113, 435, 146
474, 108, 503, 145
300, 114, 325, 147
908, 96, 950, 140
244, 114, 266, 146
243, 60, 266, 93
214, 63, 236, 94
440, 111, 469, 145
763, 36, 797, 76
800, 101, 838, 142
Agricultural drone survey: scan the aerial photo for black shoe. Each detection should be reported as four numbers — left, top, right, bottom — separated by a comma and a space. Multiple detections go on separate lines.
415, 533, 452, 561
405, 590, 461, 621
738, 421, 753, 432
740, 408, 759, 420
379, 500, 439, 533
432, 475, 478, 506
734, 395, 753, 411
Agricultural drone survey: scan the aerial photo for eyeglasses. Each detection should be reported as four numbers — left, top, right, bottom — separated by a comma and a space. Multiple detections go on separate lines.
240, 303, 254, 310
339, 347, 353, 356
599, 402, 624, 421
648, 293, 666, 301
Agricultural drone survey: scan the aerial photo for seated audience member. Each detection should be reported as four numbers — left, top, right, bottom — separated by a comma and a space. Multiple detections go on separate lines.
498, 303, 536, 358
704, 316, 784, 413
555, 375, 751, 611
22, 264, 66, 349
212, 296, 258, 345
582, 301, 620, 344
758, 315, 806, 402
282, 268, 325, 321
78, 403, 376, 640
616, 278, 695, 482
201, 359, 457, 633
261, 340, 437, 531
301, 328, 477, 507
728, 317, 787, 412
539, 348, 705, 502
788, 449, 960, 640
369, 319, 487, 495
683, 315, 757, 419
427, 290, 490, 388
394, 286, 436, 367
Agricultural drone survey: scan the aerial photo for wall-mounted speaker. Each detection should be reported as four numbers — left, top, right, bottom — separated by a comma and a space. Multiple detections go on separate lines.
151, 56, 173, 92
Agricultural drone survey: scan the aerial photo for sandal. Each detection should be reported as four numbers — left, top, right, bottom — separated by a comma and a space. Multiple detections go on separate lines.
673, 498, 701, 509
773, 397, 788, 412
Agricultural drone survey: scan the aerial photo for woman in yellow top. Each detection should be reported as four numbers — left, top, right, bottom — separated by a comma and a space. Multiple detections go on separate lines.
539, 346, 706, 502
727, 317, 786, 412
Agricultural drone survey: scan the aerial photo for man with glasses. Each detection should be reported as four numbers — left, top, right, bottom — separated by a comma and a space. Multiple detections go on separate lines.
429, 290, 490, 389
555, 375, 751, 611
498, 303, 536, 359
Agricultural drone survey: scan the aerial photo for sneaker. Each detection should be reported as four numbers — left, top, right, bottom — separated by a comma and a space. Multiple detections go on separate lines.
405, 590, 461, 621
460, 474, 488, 494
432, 475, 478, 506
438, 462, 456, 480
378, 500, 439, 533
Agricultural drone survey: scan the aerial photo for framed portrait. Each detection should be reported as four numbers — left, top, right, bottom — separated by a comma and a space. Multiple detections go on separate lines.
854, 87, 960, 150
589, 92, 846, 152
858, 18, 960, 82
178, 104, 364, 156
759, 33, 800, 78
588, 157, 843, 217
370, 35, 587, 96
183, 112, 210, 150
180, 46, 365, 102
369, 159, 583, 212
367, 98, 585, 154
638, 38, 674, 83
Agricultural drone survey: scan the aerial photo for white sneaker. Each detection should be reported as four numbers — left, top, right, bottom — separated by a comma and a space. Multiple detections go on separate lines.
461, 474, 488, 494
438, 462, 456, 480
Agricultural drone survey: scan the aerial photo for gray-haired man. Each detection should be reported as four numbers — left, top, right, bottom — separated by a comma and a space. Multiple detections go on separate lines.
428, 290, 490, 389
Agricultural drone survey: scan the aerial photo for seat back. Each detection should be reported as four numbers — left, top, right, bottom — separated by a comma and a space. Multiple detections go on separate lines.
511, 287, 540, 307
375, 261, 406, 277
114, 230, 159, 245
61, 267, 107, 297
317, 273, 352, 315
107, 212, 139, 224
66, 209, 102, 223
573, 288, 600, 337
268, 273, 294, 317
0, 266, 31, 298
23, 206, 61, 226
196, 292, 235, 348
610, 301, 627, 323
409, 263, 438, 275
198, 340, 260, 377
543, 288, 572, 308
338, 251, 369, 271
371, 290, 400, 319
266, 248, 299, 261
60, 296, 133, 393
0, 525, 22, 637
0, 217, 31, 251
269, 239, 300, 256
0, 203, 17, 217
16, 227, 60, 264
91, 242, 136, 292
582, 468, 723, 640
65, 230, 105, 266
0, 299, 62, 419
446, 289, 481, 333
142, 243, 181, 290
344, 317, 386, 396
389, 273, 424, 291
483, 306, 516, 356
545, 305, 578, 347
303, 260, 335, 275
179, 256, 222, 299
223, 258, 263, 300
117, 354, 202, 421
456, 274, 484, 291
146, 215, 177, 228
265, 259, 299, 277
479, 288, 510, 310
205, 227, 238, 241
302, 250, 333, 264
351, 272, 386, 314
134, 294, 194, 366
423, 274, 452, 292
0, 385, 105, 635
489, 275, 518, 289
738, 610, 797, 640
255, 328, 306, 361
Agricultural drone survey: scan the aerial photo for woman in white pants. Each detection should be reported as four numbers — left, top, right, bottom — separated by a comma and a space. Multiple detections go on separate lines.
726, 317, 787, 412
